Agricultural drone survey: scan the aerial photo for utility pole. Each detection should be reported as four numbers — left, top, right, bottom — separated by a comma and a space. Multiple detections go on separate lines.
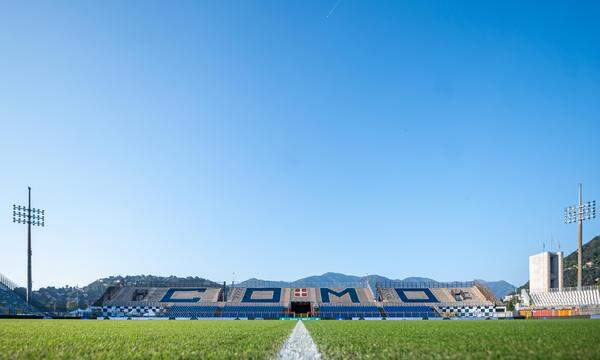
564, 184, 596, 289
12, 187, 46, 310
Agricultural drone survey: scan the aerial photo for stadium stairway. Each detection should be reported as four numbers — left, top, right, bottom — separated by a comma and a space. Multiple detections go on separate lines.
145, 288, 167, 302
227, 288, 244, 302
93, 286, 122, 306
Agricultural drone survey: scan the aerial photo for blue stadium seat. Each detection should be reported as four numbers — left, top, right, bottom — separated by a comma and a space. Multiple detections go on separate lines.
382, 305, 439, 318
318, 305, 381, 319
220, 305, 286, 319
164, 305, 217, 318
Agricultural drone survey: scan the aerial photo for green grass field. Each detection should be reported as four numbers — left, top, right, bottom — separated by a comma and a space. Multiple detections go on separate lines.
304, 319, 600, 359
0, 320, 294, 359
1, 319, 599, 359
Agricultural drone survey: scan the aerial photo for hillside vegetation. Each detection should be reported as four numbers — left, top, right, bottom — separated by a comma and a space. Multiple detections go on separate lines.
518, 235, 600, 292
563, 235, 600, 287
24, 275, 217, 312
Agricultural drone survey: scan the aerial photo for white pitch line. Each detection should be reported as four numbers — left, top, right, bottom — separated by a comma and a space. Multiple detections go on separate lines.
278, 321, 321, 360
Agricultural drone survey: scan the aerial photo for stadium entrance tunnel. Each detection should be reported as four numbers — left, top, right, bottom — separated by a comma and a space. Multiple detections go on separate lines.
291, 302, 311, 316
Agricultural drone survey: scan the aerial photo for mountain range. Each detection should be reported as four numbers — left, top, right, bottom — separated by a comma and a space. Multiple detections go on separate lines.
238, 273, 516, 299
15, 235, 600, 312
20, 273, 514, 312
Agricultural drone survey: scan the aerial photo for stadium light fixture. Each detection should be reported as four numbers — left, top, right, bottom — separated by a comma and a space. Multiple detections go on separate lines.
12, 187, 46, 309
563, 184, 595, 289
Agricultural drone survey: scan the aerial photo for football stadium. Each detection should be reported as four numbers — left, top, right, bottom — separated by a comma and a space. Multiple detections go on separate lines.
2, 249, 600, 358
2, 1, 600, 359
95, 281, 497, 319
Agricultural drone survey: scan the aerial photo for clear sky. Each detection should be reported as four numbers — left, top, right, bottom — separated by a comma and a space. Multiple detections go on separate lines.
1, 1, 599, 289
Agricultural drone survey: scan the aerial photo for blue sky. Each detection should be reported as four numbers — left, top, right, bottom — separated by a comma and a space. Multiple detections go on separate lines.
1, 1, 599, 288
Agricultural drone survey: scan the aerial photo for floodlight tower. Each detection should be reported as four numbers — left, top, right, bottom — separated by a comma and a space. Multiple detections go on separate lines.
563, 184, 596, 289
12, 187, 46, 308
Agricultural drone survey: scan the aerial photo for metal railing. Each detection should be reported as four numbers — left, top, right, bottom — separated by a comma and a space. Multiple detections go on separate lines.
230, 280, 370, 288
104, 280, 482, 290
117, 279, 223, 288
530, 286, 600, 294
230, 281, 478, 289
383, 301, 493, 307
376, 281, 476, 289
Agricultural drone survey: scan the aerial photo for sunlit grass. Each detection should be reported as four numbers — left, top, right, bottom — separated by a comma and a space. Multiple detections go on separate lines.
2, 318, 599, 359
304, 319, 600, 359
0, 319, 295, 359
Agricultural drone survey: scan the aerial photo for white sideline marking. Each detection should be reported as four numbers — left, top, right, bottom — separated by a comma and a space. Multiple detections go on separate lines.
278, 321, 321, 360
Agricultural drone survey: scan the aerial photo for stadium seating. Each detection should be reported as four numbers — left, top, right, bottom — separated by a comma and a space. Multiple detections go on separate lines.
165, 305, 218, 318
104, 287, 136, 306
146, 288, 170, 302
0, 275, 30, 314
382, 305, 440, 318
104, 287, 222, 307
220, 305, 286, 319
379, 286, 492, 307
101, 305, 165, 317
315, 287, 381, 318
241, 288, 281, 303
318, 287, 376, 304
438, 305, 495, 318
95, 284, 501, 319
226, 287, 290, 306
160, 288, 221, 303
529, 287, 600, 307
226, 287, 245, 302
318, 304, 381, 319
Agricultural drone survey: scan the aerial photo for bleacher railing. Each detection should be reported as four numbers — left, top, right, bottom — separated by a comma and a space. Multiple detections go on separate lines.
536, 286, 600, 293
104, 280, 482, 290
115, 280, 224, 288
0, 273, 20, 291
376, 281, 476, 288
231, 280, 477, 289
230, 280, 371, 288
382, 301, 492, 307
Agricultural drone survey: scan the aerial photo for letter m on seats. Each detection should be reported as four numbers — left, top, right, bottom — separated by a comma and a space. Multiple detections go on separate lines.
320, 288, 360, 303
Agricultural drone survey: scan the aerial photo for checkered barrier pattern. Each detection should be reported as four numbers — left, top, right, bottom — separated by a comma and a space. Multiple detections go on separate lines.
102, 306, 165, 317
439, 305, 496, 318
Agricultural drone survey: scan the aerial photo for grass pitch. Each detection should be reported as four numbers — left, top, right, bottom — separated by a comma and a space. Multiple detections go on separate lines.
1, 319, 600, 359
304, 319, 600, 359
0, 319, 294, 359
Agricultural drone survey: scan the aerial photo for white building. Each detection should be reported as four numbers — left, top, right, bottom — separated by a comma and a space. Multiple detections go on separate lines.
529, 251, 563, 293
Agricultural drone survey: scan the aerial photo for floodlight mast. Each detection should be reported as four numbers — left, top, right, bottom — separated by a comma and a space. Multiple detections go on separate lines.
27, 187, 31, 306
563, 183, 596, 289
12, 186, 45, 310
577, 185, 582, 290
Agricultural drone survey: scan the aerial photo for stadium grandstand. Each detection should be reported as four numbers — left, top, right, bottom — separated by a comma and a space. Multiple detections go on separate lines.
0, 273, 31, 315
95, 280, 500, 319
376, 281, 496, 318
519, 286, 600, 318
518, 244, 600, 318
